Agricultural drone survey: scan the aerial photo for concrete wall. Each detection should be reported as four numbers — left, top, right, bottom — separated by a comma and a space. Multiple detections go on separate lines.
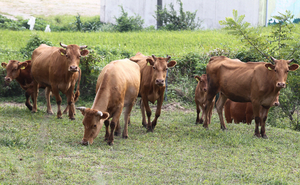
100, 0, 299, 29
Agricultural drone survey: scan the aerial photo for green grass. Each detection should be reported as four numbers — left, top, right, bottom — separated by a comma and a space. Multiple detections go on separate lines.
0, 102, 299, 184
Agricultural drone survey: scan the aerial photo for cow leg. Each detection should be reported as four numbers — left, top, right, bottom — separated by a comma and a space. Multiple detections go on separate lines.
122, 101, 135, 139
203, 83, 218, 128
199, 104, 205, 124
141, 97, 153, 132
51, 86, 62, 119
151, 95, 163, 130
104, 119, 110, 141
252, 102, 261, 137
114, 120, 121, 136
140, 99, 147, 127
108, 107, 123, 145
66, 88, 76, 120
195, 101, 201, 124
246, 114, 252, 125
32, 81, 39, 113
260, 107, 269, 139
25, 91, 32, 111
45, 87, 53, 114
63, 105, 69, 114
215, 93, 227, 130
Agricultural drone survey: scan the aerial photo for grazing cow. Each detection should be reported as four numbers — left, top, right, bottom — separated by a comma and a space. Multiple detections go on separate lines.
194, 74, 214, 124
1, 60, 50, 111
130, 52, 177, 132
203, 56, 298, 138
224, 92, 280, 124
76, 59, 140, 145
31, 43, 88, 120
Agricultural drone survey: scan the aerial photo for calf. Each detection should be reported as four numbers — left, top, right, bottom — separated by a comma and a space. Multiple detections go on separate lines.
224, 92, 280, 124
130, 52, 177, 132
76, 59, 140, 145
194, 74, 214, 124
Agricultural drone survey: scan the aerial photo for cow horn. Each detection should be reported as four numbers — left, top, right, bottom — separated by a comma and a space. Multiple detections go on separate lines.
60, 42, 67, 48
96, 111, 103, 117
76, 107, 86, 111
270, 57, 277, 61
166, 55, 171, 61
152, 55, 157, 60
80, 45, 88, 49
287, 59, 294, 64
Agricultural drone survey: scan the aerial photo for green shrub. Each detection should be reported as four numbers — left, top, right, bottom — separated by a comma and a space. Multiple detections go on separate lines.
20, 35, 53, 59
154, 0, 202, 30
114, 6, 144, 32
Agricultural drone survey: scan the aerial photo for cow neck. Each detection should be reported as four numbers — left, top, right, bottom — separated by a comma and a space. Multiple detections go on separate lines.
91, 75, 110, 112
15, 69, 31, 89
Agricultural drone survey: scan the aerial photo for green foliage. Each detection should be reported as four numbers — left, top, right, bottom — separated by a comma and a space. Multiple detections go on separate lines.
114, 6, 144, 32
0, 15, 26, 31
19, 35, 53, 59
154, 0, 202, 30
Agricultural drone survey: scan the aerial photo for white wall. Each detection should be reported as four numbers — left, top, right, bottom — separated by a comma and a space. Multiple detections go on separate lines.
100, 0, 262, 29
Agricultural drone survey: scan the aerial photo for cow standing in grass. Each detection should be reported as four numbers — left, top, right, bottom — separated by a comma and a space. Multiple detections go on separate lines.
130, 52, 177, 132
224, 92, 280, 124
1, 60, 51, 111
194, 74, 214, 125
204, 56, 298, 138
31, 43, 88, 120
76, 59, 140, 145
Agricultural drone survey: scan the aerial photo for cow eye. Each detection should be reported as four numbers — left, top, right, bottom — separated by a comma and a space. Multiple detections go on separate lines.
274, 69, 277, 72
287, 70, 289, 72
153, 66, 156, 70
94, 125, 96, 128
165, 68, 168, 71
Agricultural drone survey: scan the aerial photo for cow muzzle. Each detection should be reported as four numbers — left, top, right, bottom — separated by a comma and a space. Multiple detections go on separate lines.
276, 82, 286, 88
4, 77, 12, 83
81, 139, 89, 146
155, 79, 165, 86
68, 66, 79, 73
273, 102, 280, 106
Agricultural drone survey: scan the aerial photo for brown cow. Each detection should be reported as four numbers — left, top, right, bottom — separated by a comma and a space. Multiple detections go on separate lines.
1, 60, 77, 113
130, 52, 177, 132
224, 92, 280, 124
194, 74, 214, 124
1, 60, 51, 111
203, 56, 298, 138
76, 59, 140, 145
31, 43, 88, 120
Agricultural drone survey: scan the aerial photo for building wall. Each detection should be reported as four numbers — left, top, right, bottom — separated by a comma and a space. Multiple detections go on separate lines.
100, 0, 298, 29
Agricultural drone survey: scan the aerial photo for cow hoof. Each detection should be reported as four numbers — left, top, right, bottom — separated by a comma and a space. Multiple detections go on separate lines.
69, 117, 75, 121
31, 110, 37, 113
114, 132, 121, 136
146, 128, 153, 133
262, 135, 268, 139
107, 141, 114, 146
47, 111, 54, 115
199, 119, 203, 124
26, 104, 33, 111
122, 135, 128, 139
57, 117, 63, 119
254, 134, 261, 138
142, 123, 147, 128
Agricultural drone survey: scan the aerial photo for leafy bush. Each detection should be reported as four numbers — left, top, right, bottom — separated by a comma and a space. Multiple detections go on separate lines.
114, 6, 144, 32
154, 0, 202, 30
0, 15, 26, 31
20, 35, 53, 59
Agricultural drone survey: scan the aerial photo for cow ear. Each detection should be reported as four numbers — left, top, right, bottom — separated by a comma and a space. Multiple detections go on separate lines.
18, 62, 28, 70
146, 58, 154, 66
80, 49, 89, 57
101, 112, 110, 120
265, 63, 275, 71
59, 48, 66, 56
194, 75, 201, 82
289, 64, 299, 71
167, 60, 177, 68
1, 62, 7, 68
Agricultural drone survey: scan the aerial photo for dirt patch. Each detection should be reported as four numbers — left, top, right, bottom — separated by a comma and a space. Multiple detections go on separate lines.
0, 0, 100, 20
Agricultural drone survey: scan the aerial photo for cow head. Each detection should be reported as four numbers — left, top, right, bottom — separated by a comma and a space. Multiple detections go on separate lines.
273, 92, 280, 107
1, 60, 28, 83
59, 42, 89, 73
147, 55, 177, 86
265, 57, 299, 88
76, 107, 109, 145
195, 74, 208, 92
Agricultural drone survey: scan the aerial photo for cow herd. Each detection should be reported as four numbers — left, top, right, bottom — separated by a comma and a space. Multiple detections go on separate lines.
1, 43, 299, 145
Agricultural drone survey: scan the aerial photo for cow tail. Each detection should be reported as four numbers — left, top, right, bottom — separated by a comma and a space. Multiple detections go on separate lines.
74, 69, 81, 102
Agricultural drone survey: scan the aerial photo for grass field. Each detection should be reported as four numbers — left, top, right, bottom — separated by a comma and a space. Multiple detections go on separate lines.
0, 102, 300, 184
